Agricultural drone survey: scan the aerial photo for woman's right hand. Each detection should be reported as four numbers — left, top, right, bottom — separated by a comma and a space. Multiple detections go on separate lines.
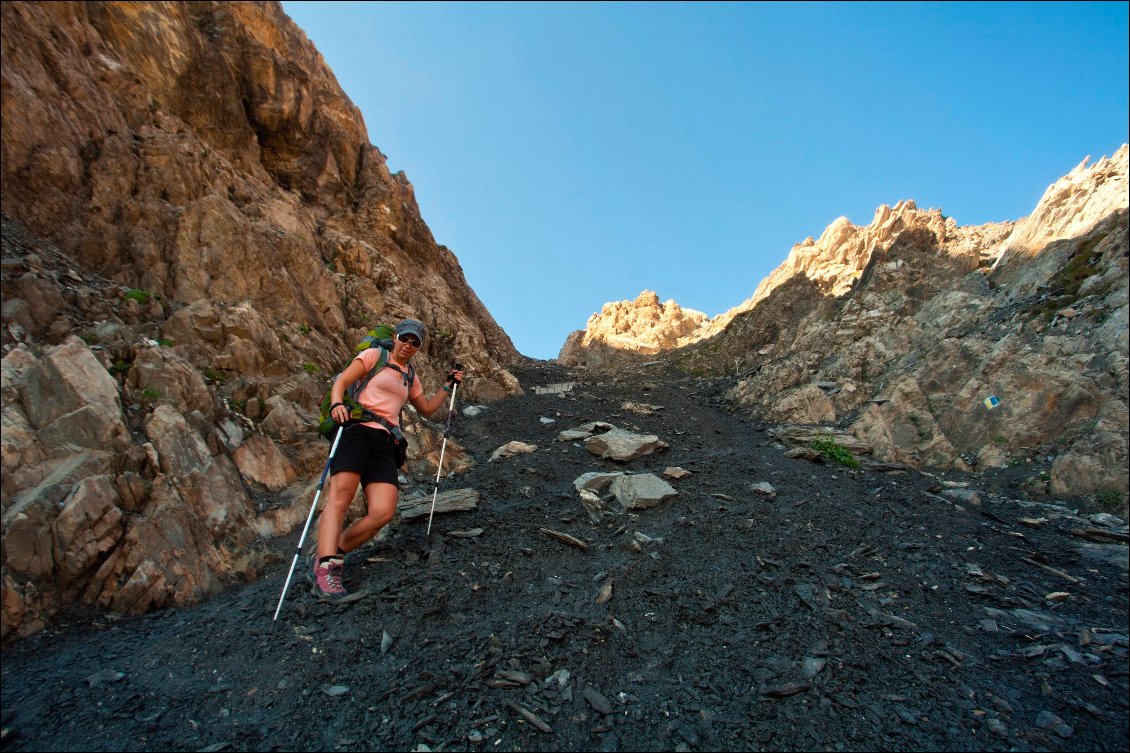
331, 402, 348, 424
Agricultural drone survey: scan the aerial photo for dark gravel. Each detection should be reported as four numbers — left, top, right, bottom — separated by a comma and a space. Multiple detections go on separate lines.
2, 359, 1128, 752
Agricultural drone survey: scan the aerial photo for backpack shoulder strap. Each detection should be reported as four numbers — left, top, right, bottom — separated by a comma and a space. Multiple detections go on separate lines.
379, 351, 415, 389
352, 346, 388, 396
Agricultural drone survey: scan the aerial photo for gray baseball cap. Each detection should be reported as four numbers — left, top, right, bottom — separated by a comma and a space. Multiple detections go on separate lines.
396, 319, 426, 342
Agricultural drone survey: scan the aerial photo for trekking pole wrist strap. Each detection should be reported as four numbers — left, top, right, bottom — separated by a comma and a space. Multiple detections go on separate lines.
330, 402, 346, 410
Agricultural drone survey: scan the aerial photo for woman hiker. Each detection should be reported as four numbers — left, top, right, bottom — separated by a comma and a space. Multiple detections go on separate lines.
310, 318, 463, 599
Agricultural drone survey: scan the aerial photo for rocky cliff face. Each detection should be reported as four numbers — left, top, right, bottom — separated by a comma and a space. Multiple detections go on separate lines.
1, 1, 522, 641
563, 147, 1129, 508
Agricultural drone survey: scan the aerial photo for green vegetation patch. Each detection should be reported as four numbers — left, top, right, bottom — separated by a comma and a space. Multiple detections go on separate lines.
1028, 231, 1107, 319
124, 288, 152, 305
809, 435, 861, 470
1096, 489, 1123, 510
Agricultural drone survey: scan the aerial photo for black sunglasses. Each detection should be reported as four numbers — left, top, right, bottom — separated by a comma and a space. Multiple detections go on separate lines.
397, 333, 421, 347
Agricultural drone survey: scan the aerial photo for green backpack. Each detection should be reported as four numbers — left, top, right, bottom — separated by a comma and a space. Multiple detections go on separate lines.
316, 324, 416, 444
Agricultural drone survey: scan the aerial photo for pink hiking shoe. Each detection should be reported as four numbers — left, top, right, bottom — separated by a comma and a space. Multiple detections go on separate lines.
308, 557, 347, 600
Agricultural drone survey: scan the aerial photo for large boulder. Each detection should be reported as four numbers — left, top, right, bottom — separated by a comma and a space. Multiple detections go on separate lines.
21, 336, 128, 449
850, 377, 968, 470
768, 385, 836, 425
126, 345, 217, 419
1050, 427, 1129, 498
584, 428, 669, 462
611, 474, 678, 510
231, 433, 297, 492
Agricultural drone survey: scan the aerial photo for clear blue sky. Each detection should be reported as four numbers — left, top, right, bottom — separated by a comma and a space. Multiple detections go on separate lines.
281, 1, 1129, 360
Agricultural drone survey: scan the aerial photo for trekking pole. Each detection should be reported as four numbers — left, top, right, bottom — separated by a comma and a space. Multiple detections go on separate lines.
272, 424, 344, 621
425, 364, 463, 544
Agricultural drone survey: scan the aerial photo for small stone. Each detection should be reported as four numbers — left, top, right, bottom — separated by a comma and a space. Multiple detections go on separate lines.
750, 482, 776, 496
85, 670, 125, 688
583, 685, 614, 714
801, 657, 826, 677
621, 401, 662, 415
677, 725, 701, 745
488, 441, 537, 462
1035, 710, 1073, 738
595, 578, 614, 604
497, 670, 534, 685
894, 706, 918, 725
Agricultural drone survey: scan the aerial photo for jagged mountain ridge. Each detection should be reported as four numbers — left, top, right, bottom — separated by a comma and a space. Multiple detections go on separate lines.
561, 147, 1129, 505
0, 0, 522, 642
560, 201, 1016, 366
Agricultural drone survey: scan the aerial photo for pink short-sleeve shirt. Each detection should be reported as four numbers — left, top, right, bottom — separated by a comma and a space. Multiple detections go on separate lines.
354, 348, 424, 432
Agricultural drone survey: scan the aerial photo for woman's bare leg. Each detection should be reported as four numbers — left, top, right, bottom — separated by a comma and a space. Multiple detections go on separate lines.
316, 470, 361, 559
339, 482, 398, 553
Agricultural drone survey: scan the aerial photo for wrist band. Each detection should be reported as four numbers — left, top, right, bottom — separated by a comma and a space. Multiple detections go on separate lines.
331, 402, 346, 410
442, 385, 452, 393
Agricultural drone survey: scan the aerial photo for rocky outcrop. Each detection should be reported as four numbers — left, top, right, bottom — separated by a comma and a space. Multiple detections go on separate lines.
558, 291, 708, 366
1, 1, 515, 641
992, 148, 1129, 297
1, 336, 258, 639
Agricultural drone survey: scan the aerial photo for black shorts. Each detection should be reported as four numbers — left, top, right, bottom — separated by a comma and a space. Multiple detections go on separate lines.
331, 424, 400, 487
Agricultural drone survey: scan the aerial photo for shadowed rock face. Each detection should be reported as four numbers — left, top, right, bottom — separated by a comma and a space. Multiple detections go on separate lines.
1, 1, 522, 641
563, 147, 1129, 506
